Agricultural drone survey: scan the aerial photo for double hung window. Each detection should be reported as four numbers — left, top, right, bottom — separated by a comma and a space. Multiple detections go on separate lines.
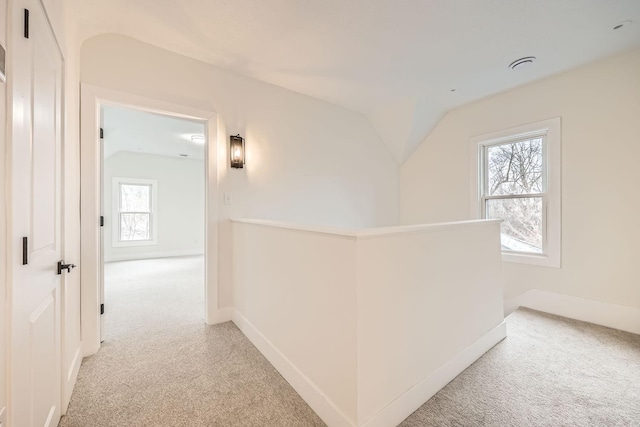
471, 118, 560, 267
112, 177, 158, 246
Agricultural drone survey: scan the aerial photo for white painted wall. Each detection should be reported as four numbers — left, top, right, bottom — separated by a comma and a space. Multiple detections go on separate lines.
103, 152, 205, 262
401, 49, 640, 310
0, 0, 7, 422
80, 33, 400, 308
231, 219, 505, 427
356, 221, 504, 425
232, 221, 358, 425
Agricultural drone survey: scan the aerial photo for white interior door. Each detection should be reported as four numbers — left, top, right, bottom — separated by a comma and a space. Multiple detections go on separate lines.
10, 0, 64, 426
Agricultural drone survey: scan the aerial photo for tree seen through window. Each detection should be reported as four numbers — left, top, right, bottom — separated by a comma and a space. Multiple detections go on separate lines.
483, 138, 544, 253
119, 184, 152, 241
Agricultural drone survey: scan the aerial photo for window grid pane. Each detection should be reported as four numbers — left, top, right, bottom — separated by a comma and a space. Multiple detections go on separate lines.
485, 197, 543, 254
482, 136, 546, 255
119, 183, 153, 242
120, 184, 151, 213
485, 137, 543, 197
120, 213, 151, 241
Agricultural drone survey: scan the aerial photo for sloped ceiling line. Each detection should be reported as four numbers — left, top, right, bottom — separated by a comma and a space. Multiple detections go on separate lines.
73, 0, 640, 163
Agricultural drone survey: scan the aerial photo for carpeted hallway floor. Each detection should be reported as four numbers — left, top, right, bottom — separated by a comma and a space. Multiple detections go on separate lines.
59, 257, 640, 426
58, 256, 325, 427
400, 308, 640, 427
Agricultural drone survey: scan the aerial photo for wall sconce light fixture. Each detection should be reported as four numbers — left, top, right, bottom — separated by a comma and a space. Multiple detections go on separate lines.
230, 134, 245, 169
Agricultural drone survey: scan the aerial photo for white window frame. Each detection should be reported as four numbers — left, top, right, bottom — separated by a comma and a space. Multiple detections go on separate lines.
112, 177, 158, 247
470, 118, 561, 267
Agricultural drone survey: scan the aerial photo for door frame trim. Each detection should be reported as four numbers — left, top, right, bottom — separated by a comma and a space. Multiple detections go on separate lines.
80, 84, 220, 356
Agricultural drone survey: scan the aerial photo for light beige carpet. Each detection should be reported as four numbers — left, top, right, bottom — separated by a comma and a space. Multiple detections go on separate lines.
400, 308, 640, 427
59, 258, 640, 426
58, 256, 324, 427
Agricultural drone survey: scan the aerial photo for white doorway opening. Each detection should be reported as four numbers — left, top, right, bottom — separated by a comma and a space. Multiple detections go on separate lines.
80, 85, 221, 356
101, 105, 206, 342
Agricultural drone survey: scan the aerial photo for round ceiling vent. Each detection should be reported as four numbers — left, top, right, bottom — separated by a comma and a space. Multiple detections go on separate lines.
509, 56, 536, 70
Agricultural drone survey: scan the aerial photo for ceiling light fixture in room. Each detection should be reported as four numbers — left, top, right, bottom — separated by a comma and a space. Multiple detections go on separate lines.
509, 56, 536, 70
613, 20, 632, 30
190, 135, 205, 144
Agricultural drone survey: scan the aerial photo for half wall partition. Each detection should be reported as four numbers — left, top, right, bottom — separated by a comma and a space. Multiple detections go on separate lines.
230, 219, 505, 427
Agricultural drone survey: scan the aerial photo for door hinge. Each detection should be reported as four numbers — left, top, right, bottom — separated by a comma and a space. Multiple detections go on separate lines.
100, 304, 105, 315
100, 216, 104, 227
22, 236, 28, 265
100, 127, 104, 139
23, 9, 29, 39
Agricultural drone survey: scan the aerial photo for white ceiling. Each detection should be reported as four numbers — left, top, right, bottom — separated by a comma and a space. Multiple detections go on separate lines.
75, 0, 640, 163
102, 105, 206, 160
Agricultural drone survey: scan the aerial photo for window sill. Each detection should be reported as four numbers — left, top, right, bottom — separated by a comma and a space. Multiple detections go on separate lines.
502, 251, 560, 268
112, 240, 158, 248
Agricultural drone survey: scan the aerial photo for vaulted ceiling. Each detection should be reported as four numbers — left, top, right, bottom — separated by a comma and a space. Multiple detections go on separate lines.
73, 0, 640, 163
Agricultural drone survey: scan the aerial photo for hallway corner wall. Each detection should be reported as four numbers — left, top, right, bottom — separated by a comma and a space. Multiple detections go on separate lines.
0, 0, 7, 422
400, 49, 640, 311
79, 34, 401, 311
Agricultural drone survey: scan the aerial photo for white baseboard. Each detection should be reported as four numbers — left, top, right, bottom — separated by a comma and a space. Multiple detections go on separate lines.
360, 321, 507, 427
0, 405, 6, 425
62, 346, 83, 414
231, 309, 506, 427
506, 289, 640, 335
104, 250, 204, 263
503, 296, 521, 317
231, 310, 356, 427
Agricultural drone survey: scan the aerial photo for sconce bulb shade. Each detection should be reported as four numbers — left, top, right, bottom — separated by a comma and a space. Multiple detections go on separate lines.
230, 134, 245, 169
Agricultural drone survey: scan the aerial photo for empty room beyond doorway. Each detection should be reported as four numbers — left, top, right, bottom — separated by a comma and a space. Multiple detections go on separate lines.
101, 105, 206, 341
